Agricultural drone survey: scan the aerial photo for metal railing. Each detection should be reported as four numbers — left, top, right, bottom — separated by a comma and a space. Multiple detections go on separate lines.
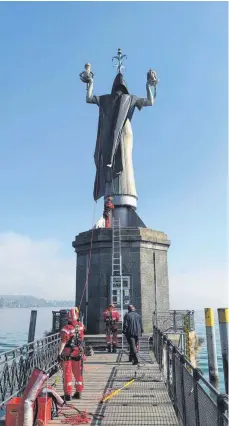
153, 326, 228, 425
0, 333, 60, 408
153, 310, 195, 332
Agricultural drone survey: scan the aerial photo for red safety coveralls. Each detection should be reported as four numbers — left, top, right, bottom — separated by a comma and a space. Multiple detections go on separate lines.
60, 321, 85, 397
103, 308, 120, 352
103, 200, 114, 229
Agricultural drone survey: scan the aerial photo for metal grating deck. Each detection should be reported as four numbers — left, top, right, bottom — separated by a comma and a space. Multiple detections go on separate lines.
49, 341, 178, 426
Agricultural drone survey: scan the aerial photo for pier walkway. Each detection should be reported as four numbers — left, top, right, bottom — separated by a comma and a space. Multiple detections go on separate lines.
49, 340, 178, 426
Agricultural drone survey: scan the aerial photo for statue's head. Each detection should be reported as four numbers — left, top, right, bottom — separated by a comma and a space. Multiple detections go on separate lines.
111, 73, 129, 95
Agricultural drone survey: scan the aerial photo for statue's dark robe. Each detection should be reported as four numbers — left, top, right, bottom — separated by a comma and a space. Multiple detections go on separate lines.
93, 73, 143, 201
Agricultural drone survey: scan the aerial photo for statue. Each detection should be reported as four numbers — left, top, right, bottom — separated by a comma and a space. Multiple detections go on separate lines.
79, 49, 158, 211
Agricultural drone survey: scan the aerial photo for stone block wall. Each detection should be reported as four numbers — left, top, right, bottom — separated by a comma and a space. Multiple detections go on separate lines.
72, 228, 170, 334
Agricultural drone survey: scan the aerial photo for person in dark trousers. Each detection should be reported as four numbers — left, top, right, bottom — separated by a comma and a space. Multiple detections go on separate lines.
122, 305, 144, 365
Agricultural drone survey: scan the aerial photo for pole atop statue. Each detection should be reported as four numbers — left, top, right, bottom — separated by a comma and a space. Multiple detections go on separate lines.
79, 49, 159, 227
112, 48, 127, 74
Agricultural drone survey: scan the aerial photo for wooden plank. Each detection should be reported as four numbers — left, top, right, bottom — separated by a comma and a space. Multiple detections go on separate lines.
48, 338, 178, 426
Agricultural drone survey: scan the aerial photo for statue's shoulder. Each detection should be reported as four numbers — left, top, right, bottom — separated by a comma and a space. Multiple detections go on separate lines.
99, 94, 111, 101
99, 94, 113, 108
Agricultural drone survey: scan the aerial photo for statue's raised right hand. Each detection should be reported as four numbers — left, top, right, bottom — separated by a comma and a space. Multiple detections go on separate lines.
80, 73, 93, 84
80, 63, 94, 84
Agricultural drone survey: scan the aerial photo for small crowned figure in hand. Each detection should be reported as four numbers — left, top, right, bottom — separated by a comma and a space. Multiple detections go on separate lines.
79, 63, 94, 84
147, 69, 159, 87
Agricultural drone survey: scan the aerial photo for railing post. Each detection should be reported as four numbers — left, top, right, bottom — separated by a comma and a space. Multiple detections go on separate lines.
204, 308, 219, 389
172, 346, 178, 415
153, 326, 156, 354
217, 308, 228, 394
156, 328, 160, 363
173, 311, 177, 333
166, 340, 172, 397
193, 368, 201, 426
153, 327, 157, 359
217, 393, 228, 426
159, 331, 164, 370
180, 354, 187, 426
162, 335, 167, 378
154, 326, 158, 362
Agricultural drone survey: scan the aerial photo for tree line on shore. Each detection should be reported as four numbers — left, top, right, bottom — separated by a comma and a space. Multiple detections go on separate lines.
0, 295, 74, 308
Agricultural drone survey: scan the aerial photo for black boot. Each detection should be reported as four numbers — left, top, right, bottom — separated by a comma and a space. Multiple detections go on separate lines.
73, 391, 81, 399
64, 394, 72, 401
107, 344, 111, 353
132, 354, 139, 365
112, 345, 117, 353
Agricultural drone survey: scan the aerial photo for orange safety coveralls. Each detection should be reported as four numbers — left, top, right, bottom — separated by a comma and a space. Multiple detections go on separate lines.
103, 308, 120, 349
60, 322, 85, 396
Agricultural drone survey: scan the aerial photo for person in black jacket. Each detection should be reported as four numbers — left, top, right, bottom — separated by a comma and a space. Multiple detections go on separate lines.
122, 305, 144, 365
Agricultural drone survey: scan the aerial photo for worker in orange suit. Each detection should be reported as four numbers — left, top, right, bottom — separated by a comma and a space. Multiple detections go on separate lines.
103, 196, 114, 228
58, 308, 85, 401
102, 304, 120, 353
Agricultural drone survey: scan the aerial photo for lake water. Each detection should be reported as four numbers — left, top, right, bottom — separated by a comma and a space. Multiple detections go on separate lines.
0, 308, 225, 392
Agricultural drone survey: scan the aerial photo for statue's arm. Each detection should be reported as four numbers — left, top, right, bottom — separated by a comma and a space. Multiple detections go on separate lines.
136, 82, 156, 109
86, 78, 99, 105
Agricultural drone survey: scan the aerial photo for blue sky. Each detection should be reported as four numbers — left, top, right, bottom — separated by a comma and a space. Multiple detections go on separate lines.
0, 2, 227, 307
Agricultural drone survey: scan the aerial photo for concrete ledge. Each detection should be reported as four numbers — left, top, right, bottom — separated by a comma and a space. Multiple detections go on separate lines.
72, 227, 170, 252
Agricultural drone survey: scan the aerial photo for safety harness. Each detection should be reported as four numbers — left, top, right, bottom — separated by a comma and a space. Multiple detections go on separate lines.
103, 201, 114, 218
105, 311, 118, 332
61, 325, 84, 361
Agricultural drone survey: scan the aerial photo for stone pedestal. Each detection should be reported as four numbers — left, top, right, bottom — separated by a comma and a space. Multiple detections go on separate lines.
72, 227, 170, 334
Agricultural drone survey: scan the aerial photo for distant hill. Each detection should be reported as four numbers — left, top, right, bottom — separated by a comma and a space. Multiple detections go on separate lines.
0, 295, 74, 308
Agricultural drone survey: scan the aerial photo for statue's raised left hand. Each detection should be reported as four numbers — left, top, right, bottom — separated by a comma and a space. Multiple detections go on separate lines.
147, 69, 159, 87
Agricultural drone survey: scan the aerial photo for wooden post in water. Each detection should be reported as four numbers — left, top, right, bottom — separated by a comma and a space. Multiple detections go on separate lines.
28, 310, 37, 343
204, 308, 219, 389
28, 310, 37, 358
217, 308, 228, 393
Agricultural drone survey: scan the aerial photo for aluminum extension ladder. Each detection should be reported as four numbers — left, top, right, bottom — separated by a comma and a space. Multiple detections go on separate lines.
111, 218, 124, 350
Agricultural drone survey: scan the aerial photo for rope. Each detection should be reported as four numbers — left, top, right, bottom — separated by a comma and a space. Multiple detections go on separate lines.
59, 404, 104, 424
78, 124, 116, 310
79, 201, 97, 309
78, 89, 122, 311
78, 116, 102, 310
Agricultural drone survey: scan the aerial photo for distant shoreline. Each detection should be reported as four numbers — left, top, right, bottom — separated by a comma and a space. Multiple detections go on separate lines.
0, 295, 74, 309
0, 305, 73, 308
